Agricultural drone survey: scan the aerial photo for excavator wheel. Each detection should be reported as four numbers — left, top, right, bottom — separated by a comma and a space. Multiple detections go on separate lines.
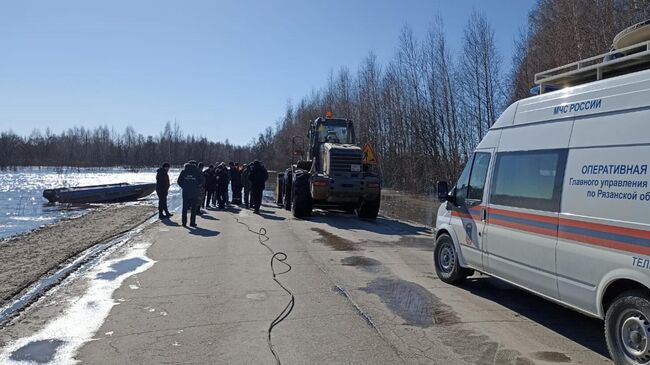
283, 169, 293, 211
291, 170, 312, 218
356, 196, 380, 219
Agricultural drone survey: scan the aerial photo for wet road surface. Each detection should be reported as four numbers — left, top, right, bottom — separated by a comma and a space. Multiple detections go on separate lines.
0, 201, 612, 364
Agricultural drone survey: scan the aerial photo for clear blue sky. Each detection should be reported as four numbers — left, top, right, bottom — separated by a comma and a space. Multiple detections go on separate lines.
0, 0, 534, 146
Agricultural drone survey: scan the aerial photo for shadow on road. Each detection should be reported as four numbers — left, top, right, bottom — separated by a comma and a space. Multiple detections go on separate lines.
160, 219, 180, 227
188, 227, 220, 237
460, 276, 608, 358
258, 211, 286, 221
224, 206, 242, 213
199, 215, 218, 221
309, 211, 431, 236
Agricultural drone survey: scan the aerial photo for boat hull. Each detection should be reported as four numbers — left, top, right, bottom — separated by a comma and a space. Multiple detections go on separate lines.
43, 183, 157, 204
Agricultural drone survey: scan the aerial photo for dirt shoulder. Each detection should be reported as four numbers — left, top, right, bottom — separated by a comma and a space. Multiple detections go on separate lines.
0, 205, 156, 307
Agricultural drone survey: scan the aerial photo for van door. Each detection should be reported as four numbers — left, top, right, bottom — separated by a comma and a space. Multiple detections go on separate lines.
485, 149, 568, 299
449, 149, 493, 270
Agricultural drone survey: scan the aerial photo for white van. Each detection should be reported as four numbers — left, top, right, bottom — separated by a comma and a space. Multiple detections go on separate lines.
434, 28, 650, 365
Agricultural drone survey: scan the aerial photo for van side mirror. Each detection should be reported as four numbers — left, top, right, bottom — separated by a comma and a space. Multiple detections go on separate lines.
436, 181, 449, 203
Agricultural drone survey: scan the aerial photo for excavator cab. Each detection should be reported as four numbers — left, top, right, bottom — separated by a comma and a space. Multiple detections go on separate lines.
308, 117, 355, 173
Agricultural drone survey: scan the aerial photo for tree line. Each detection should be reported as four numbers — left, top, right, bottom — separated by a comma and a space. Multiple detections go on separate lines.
0, 122, 254, 169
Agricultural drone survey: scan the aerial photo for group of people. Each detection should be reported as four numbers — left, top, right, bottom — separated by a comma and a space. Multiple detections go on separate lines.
156, 160, 269, 227
202, 162, 240, 209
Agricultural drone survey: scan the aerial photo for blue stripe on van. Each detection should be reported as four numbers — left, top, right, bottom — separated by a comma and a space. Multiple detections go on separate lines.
558, 224, 650, 248
488, 212, 558, 231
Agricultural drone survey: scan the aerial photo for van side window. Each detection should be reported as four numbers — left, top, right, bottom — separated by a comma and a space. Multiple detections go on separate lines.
454, 152, 491, 206
467, 152, 491, 202
454, 159, 471, 206
490, 149, 567, 212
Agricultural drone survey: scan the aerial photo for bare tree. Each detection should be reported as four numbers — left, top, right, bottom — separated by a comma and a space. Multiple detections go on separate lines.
459, 9, 504, 145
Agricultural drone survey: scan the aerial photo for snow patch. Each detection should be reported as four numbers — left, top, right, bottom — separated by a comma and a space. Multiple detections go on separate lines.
0, 241, 155, 365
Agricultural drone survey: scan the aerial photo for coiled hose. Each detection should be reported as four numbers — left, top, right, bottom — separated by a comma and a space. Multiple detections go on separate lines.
231, 214, 294, 365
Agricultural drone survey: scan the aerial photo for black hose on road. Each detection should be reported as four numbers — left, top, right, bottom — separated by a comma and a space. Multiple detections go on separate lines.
230, 214, 295, 365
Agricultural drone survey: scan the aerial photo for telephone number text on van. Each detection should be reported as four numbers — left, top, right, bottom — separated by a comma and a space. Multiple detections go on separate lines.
632, 256, 650, 270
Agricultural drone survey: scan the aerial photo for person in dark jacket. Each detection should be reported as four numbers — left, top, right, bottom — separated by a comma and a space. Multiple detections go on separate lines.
229, 162, 242, 205
204, 165, 217, 208
211, 162, 219, 206
248, 160, 268, 214
177, 160, 204, 227
241, 163, 251, 209
156, 162, 173, 219
196, 162, 205, 215
215, 162, 230, 209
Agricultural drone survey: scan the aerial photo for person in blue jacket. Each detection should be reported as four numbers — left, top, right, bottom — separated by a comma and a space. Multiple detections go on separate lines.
176, 160, 204, 227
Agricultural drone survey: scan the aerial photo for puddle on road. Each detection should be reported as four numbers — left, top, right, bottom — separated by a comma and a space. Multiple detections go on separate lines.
311, 228, 357, 251
514, 358, 536, 365
361, 277, 459, 327
397, 236, 434, 250
530, 351, 571, 363
436, 326, 538, 365
351, 260, 546, 364
341, 256, 382, 272
9, 339, 64, 364
96, 257, 148, 281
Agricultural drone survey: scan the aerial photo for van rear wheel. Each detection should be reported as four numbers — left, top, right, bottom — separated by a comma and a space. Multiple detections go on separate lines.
605, 291, 650, 365
434, 234, 471, 284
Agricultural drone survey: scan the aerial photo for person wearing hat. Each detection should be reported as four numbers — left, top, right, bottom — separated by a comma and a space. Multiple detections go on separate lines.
156, 162, 173, 219
215, 162, 230, 209
203, 164, 217, 208
229, 161, 242, 205
176, 160, 204, 227
211, 162, 219, 207
248, 160, 268, 213
241, 163, 251, 208
196, 162, 206, 215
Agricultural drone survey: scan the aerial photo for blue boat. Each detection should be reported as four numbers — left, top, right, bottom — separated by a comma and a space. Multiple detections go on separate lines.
43, 183, 157, 204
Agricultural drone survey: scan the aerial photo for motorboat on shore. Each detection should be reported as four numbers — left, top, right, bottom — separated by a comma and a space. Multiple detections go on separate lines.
43, 183, 156, 204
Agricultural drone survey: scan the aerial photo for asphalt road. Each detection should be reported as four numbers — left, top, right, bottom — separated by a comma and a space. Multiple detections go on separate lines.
0, 202, 613, 364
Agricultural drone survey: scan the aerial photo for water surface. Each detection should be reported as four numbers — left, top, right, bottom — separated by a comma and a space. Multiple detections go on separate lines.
0, 167, 182, 239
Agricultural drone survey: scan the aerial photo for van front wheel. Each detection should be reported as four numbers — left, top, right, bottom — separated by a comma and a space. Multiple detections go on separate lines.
434, 234, 470, 284
606, 291, 650, 365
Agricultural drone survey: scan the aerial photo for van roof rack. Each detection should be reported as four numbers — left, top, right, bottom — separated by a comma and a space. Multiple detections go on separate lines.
534, 41, 650, 94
